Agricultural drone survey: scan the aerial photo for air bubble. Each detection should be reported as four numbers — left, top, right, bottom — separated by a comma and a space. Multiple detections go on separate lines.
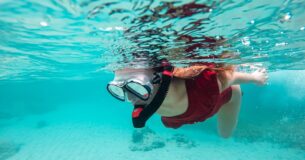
280, 12, 291, 22
114, 26, 125, 31
275, 42, 288, 47
241, 37, 250, 46
40, 21, 48, 27
284, 13, 291, 20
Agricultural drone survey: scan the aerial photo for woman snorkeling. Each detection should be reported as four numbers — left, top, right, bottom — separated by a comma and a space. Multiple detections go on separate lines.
105, 1, 268, 138
106, 58, 268, 138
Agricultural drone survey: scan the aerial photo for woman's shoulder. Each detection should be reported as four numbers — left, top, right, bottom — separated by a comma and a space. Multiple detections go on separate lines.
172, 65, 210, 79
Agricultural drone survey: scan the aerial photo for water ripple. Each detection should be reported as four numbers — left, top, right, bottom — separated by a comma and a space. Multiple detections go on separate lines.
0, 0, 305, 80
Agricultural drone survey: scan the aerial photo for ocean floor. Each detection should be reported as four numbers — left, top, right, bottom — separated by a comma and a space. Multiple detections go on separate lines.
0, 103, 304, 160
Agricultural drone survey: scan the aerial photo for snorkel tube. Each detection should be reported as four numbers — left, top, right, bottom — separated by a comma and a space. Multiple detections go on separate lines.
131, 61, 173, 128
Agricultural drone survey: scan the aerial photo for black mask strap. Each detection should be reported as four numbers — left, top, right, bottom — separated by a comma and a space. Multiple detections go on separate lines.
132, 63, 173, 128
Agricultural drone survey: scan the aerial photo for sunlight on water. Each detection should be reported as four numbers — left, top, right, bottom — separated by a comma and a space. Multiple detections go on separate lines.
0, 0, 305, 80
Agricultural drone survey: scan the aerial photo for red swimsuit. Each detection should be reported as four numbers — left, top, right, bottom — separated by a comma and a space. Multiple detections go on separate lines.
161, 69, 232, 129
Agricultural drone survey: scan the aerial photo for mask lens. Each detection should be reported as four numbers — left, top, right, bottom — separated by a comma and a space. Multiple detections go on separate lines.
126, 82, 150, 100
107, 85, 125, 101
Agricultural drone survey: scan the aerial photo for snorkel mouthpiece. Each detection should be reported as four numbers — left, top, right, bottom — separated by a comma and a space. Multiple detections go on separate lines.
131, 61, 173, 128
132, 106, 146, 128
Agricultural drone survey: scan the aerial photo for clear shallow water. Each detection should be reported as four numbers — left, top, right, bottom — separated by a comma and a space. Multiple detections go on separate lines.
0, 0, 305, 160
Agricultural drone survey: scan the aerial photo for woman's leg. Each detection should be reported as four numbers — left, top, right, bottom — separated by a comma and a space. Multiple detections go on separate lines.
217, 85, 242, 138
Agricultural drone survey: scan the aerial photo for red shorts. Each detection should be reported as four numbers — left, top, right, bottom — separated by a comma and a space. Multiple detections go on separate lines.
161, 69, 232, 129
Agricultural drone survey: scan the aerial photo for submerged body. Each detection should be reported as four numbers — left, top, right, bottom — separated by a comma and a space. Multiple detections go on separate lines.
160, 69, 233, 128
156, 68, 242, 138
112, 65, 267, 138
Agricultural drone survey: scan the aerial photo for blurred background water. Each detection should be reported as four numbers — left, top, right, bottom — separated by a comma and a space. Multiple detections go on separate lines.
0, 0, 304, 160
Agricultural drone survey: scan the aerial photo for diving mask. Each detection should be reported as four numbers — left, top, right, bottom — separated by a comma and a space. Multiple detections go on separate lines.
107, 60, 173, 128
107, 72, 161, 102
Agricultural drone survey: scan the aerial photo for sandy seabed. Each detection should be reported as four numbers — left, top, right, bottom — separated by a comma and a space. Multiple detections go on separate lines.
0, 104, 304, 160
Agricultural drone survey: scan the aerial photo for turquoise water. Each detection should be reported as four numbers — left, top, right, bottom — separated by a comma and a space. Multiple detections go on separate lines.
0, 0, 305, 160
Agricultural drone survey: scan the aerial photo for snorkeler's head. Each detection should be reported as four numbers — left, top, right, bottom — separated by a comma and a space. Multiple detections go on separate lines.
106, 59, 173, 128
108, 68, 161, 106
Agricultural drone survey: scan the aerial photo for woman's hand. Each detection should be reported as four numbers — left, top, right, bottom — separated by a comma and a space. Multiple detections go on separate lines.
224, 68, 269, 87
251, 68, 268, 85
